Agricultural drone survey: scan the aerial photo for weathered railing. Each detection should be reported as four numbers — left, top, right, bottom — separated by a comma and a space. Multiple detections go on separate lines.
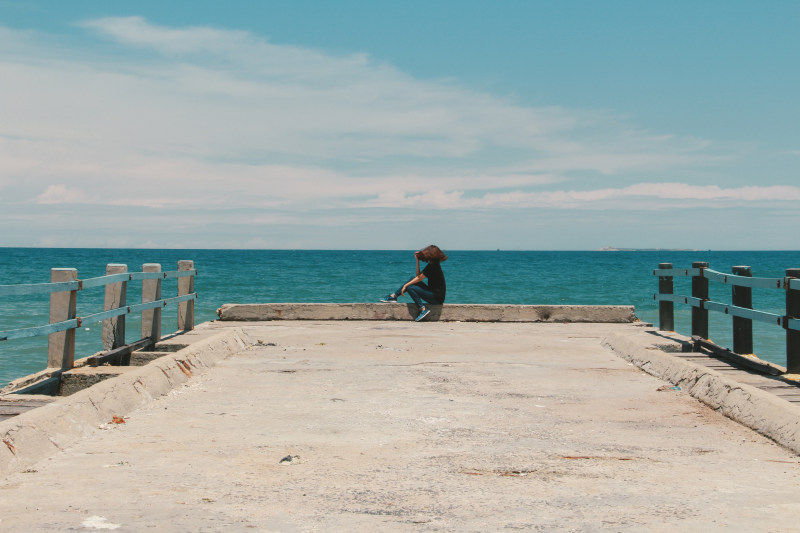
0, 260, 197, 376
654, 262, 800, 373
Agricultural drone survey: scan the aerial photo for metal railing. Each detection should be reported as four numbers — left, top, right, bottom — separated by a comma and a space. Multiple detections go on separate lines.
654, 262, 800, 373
0, 260, 197, 375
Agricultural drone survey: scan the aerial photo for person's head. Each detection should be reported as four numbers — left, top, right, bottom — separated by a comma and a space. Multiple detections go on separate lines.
417, 245, 448, 263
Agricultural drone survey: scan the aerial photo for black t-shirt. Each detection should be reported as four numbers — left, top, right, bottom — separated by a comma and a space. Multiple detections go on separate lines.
422, 262, 446, 303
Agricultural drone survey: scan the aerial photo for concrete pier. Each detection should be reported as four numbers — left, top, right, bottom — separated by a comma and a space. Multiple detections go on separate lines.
1, 318, 800, 531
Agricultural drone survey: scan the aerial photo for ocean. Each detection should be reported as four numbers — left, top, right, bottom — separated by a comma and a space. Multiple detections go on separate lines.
2, 248, 799, 387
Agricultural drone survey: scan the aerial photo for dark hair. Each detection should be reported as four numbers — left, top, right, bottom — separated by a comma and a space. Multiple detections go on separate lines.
419, 245, 448, 263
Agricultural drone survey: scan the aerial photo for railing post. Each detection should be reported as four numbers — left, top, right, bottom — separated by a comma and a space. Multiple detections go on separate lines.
142, 263, 162, 348
178, 260, 195, 331
102, 264, 127, 350
691, 261, 709, 338
732, 266, 753, 355
658, 262, 674, 331
786, 268, 800, 373
48, 268, 77, 370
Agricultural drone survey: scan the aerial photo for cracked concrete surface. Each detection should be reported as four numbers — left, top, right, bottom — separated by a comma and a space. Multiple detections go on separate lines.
1, 321, 799, 531
605, 331, 800, 454
0, 326, 249, 475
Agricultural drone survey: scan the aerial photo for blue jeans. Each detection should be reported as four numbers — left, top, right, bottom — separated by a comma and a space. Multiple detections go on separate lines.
395, 277, 443, 308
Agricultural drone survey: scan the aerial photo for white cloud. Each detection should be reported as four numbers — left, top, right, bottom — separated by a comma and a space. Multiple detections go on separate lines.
34, 184, 92, 204
0, 18, 781, 249
619, 183, 800, 201
362, 182, 800, 210
1, 19, 716, 201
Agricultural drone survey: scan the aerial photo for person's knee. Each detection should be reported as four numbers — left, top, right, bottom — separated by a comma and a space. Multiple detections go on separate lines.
406, 289, 420, 300
406, 286, 425, 300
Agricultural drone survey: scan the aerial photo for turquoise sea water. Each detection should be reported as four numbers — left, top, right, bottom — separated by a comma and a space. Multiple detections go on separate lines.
1, 248, 799, 387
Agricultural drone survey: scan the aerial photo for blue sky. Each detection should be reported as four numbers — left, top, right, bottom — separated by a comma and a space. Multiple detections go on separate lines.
1, 0, 798, 250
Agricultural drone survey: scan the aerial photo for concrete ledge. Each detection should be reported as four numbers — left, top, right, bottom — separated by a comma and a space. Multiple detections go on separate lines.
59, 366, 136, 397
130, 352, 171, 366
217, 303, 636, 323
0, 327, 250, 476
603, 332, 800, 455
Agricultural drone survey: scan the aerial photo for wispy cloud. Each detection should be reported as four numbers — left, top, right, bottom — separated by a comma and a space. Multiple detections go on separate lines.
0, 17, 779, 248
363, 183, 800, 210
2, 18, 720, 199
34, 184, 91, 204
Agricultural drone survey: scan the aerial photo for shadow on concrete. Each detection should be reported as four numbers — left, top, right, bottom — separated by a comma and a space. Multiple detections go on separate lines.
405, 303, 443, 321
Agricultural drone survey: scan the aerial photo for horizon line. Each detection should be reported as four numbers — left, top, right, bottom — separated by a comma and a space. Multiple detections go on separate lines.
2, 246, 798, 253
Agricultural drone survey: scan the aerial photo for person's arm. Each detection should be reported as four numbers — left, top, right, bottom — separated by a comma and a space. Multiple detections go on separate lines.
399, 251, 425, 295
400, 273, 426, 295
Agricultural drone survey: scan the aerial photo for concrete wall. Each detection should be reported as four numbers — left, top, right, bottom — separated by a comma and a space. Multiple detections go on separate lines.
216, 303, 636, 323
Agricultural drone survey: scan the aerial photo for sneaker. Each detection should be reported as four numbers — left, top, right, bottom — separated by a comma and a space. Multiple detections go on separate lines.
415, 306, 430, 322
380, 294, 397, 303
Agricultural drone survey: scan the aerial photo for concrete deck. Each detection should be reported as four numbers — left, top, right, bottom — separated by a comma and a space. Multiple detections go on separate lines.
1, 321, 800, 531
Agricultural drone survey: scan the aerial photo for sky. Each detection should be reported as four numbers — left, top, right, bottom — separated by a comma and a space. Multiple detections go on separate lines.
0, 0, 798, 250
